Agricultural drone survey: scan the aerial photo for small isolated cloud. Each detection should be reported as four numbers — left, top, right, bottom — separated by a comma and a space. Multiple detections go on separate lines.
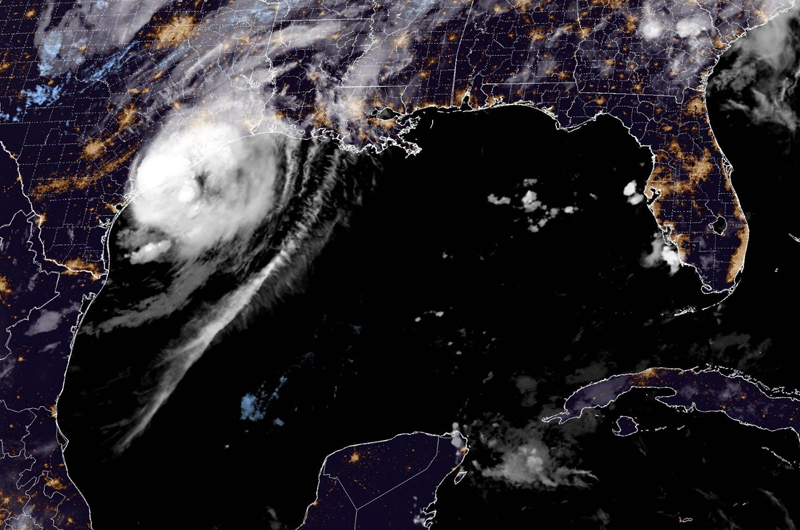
528, 217, 548, 233
675, 16, 710, 39
265, 506, 288, 530
515, 375, 538, 407
23, 304, 77, 336
622, 180, 644, 205
640, 20, 664, 40
623, 180, 644, 205
521, 190, 542, 212
487, 194, 511, 205
24, 310, 63, 336
641, 232, 682, 275
240, 393, 264, 421
129, 240, 172, 264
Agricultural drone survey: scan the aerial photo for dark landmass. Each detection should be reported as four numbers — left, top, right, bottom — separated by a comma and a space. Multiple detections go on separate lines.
545, 367, 800, 442
297, 431, 468, 530
612, 416, 640, 437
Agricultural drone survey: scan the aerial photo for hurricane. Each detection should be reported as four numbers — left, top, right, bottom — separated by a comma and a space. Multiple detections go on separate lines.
73, 121, 378, 452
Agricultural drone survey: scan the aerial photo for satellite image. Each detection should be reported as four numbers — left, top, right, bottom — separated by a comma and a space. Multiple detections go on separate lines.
0, 0, 799, 528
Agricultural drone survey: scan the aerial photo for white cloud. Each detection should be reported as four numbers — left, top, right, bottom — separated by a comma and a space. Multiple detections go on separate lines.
623, 181, 637, 196
129, 240, 172, 264
641, 232, 682, 275
710, 2, 800, 131
24, 310, 62, 335
113, 244, 293, 452
475, 414, 597, 490
676, 17, 709, 38
521, 190, 542, 212
482, 437, 596, 488
487, 194, 511, 205
640, 20, 664, 40
623, 180, 645, 205
129, 94, 279, 262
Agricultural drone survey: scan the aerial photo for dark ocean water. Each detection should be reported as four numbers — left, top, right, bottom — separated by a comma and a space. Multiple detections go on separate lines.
58, 71, 800, 529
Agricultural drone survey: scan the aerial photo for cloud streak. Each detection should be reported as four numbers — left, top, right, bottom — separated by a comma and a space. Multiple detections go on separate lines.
113, 244, 291, 452
96, 128, 377, 451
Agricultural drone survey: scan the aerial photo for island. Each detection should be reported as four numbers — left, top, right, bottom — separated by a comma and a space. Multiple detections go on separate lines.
544, 367, 800, 441
612, 416, 640, 437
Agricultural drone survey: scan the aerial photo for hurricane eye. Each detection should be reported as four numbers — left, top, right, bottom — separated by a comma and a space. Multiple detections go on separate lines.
194, 170, 209, 191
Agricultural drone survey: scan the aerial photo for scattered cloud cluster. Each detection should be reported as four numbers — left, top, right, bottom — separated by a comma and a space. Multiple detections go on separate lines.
641, 232, 682, 275
464, 373, 599, 490
486, 188, 578, 233
478, 420, 598, 489
623, 180, 645, 205
240, 393, 265, 421
482, 438, 596, 488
